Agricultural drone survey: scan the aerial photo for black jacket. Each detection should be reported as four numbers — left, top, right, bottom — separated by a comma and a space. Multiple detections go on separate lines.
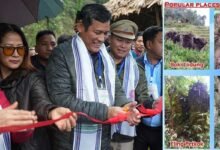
0, 70, 56, 150
46, 40, 129, 150
31, 56, 46, 73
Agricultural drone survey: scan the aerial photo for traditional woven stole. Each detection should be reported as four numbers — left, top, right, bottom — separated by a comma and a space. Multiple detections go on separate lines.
0, 90, 11, 150
71, 35, 115, 150
0, 106, 11, 150
111, 53, 139, 137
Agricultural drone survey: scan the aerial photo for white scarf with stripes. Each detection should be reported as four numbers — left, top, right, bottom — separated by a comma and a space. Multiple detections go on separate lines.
0, 106, 10, 150
71, 35, 115, 150
111, 53, 139, 137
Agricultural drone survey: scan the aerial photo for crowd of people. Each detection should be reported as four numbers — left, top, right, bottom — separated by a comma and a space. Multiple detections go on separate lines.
0, 3, 162, 150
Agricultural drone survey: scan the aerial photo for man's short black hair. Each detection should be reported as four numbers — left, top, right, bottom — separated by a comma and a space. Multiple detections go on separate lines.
143, 26, 162, 47
36, 30, 56, 43
135, 31, 143, 41
76, 3, 111, 31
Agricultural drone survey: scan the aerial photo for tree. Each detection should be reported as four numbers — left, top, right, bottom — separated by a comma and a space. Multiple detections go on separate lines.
164, 8, 207, 26
22, 0, 86, 47
165, 76, 209, 148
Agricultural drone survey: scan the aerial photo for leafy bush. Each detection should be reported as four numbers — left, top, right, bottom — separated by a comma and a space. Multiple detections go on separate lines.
188, 81, 209, 112
165, 77, 209, 148
164, 40, 209, 69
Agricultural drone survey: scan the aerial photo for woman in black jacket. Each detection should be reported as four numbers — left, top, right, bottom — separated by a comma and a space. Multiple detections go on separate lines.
0, 23, 77, 150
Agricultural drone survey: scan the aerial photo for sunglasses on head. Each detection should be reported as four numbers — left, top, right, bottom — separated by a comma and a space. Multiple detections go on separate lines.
0, 46, 26, 56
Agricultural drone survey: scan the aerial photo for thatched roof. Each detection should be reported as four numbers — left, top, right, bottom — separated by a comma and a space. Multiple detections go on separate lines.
104, 0, 162, 18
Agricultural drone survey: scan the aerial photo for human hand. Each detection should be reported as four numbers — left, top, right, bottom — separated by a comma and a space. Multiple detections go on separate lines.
137, 97, 162, 116
107, 106, 125, 119
0, 102, 37, 128
48, 107, 77, 132
123, 101, 141, 126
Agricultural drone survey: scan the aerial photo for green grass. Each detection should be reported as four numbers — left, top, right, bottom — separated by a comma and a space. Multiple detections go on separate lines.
165, 22, 209, 40
164, 22, 209, 70
164, 40, 209, 69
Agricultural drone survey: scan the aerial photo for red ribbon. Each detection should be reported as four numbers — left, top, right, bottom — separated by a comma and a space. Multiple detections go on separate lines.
76, 112, 129, 124
137, 98, 162, 116
0, 112, 73, 133
0, 107, 161, 133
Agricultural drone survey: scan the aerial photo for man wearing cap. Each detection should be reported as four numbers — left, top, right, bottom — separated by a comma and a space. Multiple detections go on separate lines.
108, 20, 154, 150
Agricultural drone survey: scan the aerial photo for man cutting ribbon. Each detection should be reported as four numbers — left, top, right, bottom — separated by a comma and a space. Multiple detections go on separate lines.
46, 4, 140, 150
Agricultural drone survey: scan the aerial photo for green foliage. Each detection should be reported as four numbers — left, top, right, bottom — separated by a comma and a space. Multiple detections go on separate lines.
164, 22, 209, 69
165, 8, 206, 26
95, 0, 109, 4
215, 77, 220, 148
165, 76, 210, 148
164, 40, 209, 69
188, 82, 209, 112
22, 0, 109, 47
165, 24, 209, 40
188, 112, 209, 147
165, 125, 177, 148
22, 0, 80, 47
215, 126, 220, 148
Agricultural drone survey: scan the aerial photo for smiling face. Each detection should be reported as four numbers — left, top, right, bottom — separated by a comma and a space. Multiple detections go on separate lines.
0, 32, 24, 77
77, 19, 110, 53
109, 34, 133, 61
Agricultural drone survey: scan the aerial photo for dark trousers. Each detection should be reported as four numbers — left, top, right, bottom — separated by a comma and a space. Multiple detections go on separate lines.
134, 123, 162, 150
